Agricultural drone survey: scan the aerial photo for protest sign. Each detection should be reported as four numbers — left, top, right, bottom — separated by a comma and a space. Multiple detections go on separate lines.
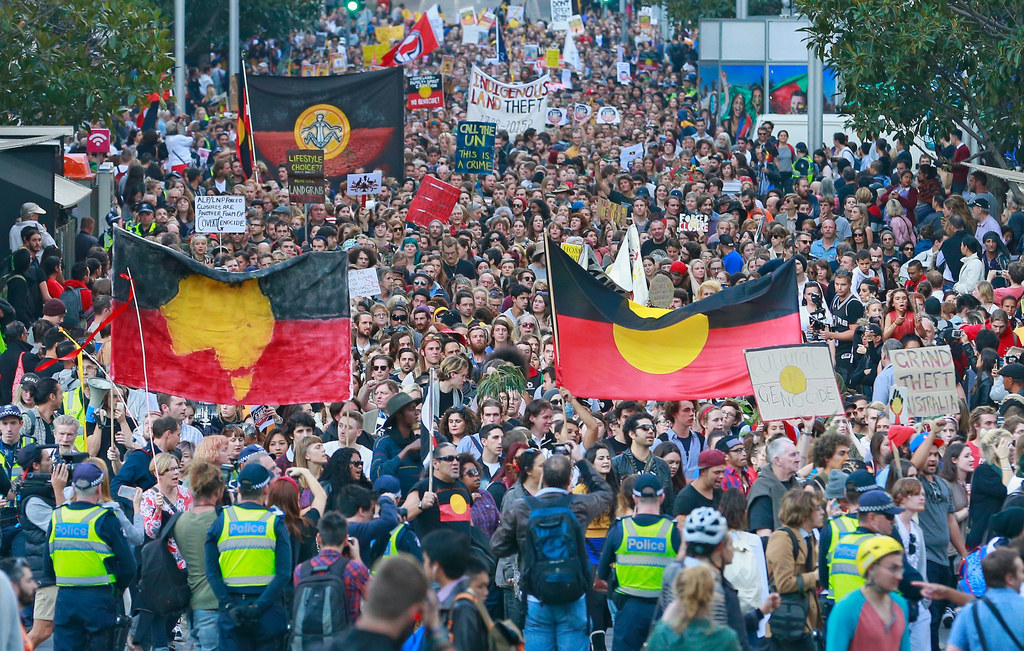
346, 172, 382, 196
524, 44, 539, 61
478, 10, 496, 29
617, 62, 632, 84
376, 24, 405, 44
550, 0, 572, 30
286, 149, 326, 204
459, 8, 477, 25
560, 242, 584, 263
888, 345, 958, 418
568, 14, 584, 35
649, 275, 674, 308
361, 44, 388, 65
301, 62, 315, 77
329, 51, 347, 73
745, 344, 843, 421
249, 405, 275, 432
545, 48, 561, 68
562, 70, 573, 89
680, 212, 710, 232
595, 106, 621, 124
441, 55, 455, 75
453, 121, 496, 174
506, 5, 525, 26
467, 66, 550, 135
596, 197, 628, 226
620, 143, 644, 169
887, 386, 910, 425
87, 128, 110, 154
546, 108, 567, 125
573, 103, 592, 123
407, 74, 444, 110
195, 195, 246, 234
407, 175, 460, 226
562, 32, 582, 71
461, 25, 478, 44
348, 267, 382, 298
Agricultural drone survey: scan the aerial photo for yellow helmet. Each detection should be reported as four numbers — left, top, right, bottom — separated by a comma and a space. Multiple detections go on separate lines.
856, 535, 904, 577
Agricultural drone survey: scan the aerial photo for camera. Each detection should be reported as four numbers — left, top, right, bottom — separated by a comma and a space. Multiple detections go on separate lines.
1008, 355, 1019, 365
58, 451, 89, 472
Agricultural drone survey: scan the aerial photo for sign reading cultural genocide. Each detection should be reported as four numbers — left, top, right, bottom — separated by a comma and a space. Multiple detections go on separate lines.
745, 344, 843, 421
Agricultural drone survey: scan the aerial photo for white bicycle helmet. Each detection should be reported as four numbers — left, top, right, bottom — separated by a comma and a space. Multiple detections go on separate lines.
683, 507, 728, 546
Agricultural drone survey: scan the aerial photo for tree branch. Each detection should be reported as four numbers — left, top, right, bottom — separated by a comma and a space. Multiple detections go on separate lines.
946, 2, 1016, 37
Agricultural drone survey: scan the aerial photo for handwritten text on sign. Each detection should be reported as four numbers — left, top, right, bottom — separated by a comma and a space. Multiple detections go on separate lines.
745, 344, 843, 421
454, 121, 496, 174
466, 66, 550, 136
889, 345, 958, 418
195, 195, 246, 234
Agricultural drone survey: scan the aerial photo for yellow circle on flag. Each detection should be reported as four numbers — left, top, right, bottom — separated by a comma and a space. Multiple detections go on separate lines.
448, 494, 468, 514
293, 103, 351, 160
612, 307, 709, 375
779, 366, 807, 395
418, 85, 433, 98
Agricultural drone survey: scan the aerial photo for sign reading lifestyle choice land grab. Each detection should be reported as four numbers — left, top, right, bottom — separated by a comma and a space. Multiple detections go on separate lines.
466, 66, 550, 136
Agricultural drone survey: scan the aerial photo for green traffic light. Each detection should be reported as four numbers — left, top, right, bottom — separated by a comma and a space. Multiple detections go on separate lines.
346, 0, 358, 10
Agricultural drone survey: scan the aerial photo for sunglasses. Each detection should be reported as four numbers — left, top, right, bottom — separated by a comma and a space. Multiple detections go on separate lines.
435, 455, 458, 463
635, 424, 655, 432
372, 365, 389, 371
463, 468, 480, 477
351, 460, 364, 467
390, 314, 407, 321
413, 280, 428, 286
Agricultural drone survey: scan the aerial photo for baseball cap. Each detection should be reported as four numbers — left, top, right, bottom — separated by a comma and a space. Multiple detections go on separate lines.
714, 436, 744, 453
858, 489, 903, 516
999, 363, 1024, 382
718, 233, 735, 247
237, 463, 272, 491
632, 473, 664, 497
824, 470, 849, 500
910, 431, 943, 454
697, 449, 727, 469
845, 469, 878, 494
72, 463, 105, 490
21, 202, 46, 218
373, 475, 401, 497
16, 443, 55, 469
969, 197, 990, 211
20, 373, 39, 388
237, 444, 266, 465
887, 425, 916, 449
0, 405, 21, 420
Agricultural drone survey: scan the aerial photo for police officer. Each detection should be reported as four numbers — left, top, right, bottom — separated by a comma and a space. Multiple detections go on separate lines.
818, 470, 877, 597
206, 462, 292, 651
369, 475, 421, 567
126, 202, 159, 238
46, 463, 134, 650
0, 404, 30, 493
598, 473, 682, 651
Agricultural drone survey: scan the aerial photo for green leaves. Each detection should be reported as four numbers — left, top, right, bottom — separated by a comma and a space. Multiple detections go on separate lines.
0, 0, 173, 127
797, 0, 1024, 167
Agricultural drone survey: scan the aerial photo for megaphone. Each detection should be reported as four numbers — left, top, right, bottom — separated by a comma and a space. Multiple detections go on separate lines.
87, 377, 113, 410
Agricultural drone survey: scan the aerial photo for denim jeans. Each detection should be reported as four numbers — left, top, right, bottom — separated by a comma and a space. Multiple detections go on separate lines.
190, 610, 219, 651
524, 596, 589, 651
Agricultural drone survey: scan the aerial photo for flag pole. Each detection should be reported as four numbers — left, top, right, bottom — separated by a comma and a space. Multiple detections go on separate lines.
428, 366, 436, 493
544, 238, 563, 383
125, 266, 151, 401
239, 54, 260, 184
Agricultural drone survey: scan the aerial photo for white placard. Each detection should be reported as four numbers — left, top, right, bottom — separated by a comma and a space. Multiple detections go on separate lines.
561, 69, 572, 89
617, 62, 632, 84
346, 172, 382, 196
889, 345, 958, 418
620, 143, 645, 169
195, 195, 246, 234
550, 0, 572, 30
462, 24, 478, 44
745, 344, 843, 421
595, 106, 621, 125
348, 267, 382, 298
467, 66, 550, 136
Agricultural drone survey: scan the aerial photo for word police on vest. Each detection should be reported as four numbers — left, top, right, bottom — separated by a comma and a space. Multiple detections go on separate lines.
229, 521, 269, 536
626, 536, 669, 554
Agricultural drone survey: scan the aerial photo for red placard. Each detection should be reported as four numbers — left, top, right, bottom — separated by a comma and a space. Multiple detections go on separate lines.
87, 128, 110, 154
407, 175, 459, 227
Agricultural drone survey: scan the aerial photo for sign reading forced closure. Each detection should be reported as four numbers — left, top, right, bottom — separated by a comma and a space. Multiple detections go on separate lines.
888, 345, 958, 418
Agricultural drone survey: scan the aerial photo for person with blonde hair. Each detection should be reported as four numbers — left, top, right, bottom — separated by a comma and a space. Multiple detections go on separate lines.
646, 563, 741, 650
967, 427, 1015, 548
292, 434, 328, 513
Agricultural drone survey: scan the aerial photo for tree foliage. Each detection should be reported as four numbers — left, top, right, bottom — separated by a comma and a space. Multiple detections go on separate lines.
796, 0, 1024, 170
151, 0, 322, 61
0, 0, 174, 126
664, 0, 783, 27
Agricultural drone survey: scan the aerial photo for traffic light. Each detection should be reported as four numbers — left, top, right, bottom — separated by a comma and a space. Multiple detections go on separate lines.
345, 0, 362, 16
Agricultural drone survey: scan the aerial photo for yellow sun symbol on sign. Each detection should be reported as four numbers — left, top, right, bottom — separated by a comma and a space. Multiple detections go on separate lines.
779, 366, 807, 395
418, 85, 433, 98
293, 103, 350, 160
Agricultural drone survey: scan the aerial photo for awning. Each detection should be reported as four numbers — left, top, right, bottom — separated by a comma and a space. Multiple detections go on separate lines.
54, 175, 91, 208
964, 162, 1024, 188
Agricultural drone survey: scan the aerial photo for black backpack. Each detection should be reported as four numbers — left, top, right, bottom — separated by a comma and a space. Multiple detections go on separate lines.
521, 493, 588, 605
291, 557, 351, 649
139, 511, 189, 616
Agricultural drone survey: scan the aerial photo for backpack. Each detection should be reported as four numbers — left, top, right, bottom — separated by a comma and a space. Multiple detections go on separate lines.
521, 493, 588, 605
769, 528, 811, 641
449, 591, 524, 651
290, 557, 351, 649
59, 286, 85, 330
139, 510, 189, 615
958, 537, 1006, 597
0, 274, 24, 302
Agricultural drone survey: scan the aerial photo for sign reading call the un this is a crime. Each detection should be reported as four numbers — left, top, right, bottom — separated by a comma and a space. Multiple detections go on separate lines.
195, 195, 246, 234
453, 121, 496, 174
888, 345, 958, 418
745, 344, 843, 421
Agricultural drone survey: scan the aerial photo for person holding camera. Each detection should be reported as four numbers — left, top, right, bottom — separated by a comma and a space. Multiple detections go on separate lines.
817, 271, 864, 384
849, 324, 883, 396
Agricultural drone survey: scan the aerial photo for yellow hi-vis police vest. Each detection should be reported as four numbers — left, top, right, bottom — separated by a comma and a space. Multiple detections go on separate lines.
828, 531, 872, 601
825, 514, 858, 559
61, 388, 87, 452
217, 505, 278, 588
48, 505, 115, 587
372, 523, 407, 575
614, 516, 675, 599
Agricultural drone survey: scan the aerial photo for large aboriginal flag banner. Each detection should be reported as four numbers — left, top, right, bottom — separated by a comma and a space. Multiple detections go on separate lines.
548, 240, 801, 400
110, 229, 351, 405
245, 68, 403, 188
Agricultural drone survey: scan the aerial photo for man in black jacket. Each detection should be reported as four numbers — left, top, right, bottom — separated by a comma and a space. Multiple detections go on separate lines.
421, 530, 488, 651
0, 322, 38, 404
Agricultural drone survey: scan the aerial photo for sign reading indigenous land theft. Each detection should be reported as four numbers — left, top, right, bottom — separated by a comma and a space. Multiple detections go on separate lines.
453, 121, 496, 174
889, 345, 958, 418
467, 66, 550, 135
745, 344, 843, 421
195, 195, 246, 233
286, 149, 326, 204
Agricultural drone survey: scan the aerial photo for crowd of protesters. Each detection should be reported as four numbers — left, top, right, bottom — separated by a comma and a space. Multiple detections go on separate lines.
3, 1, 1024, 651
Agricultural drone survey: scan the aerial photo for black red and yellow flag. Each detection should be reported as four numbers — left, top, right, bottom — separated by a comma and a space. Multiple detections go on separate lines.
236, 68, 255, 179
548, 240, 801, 400
110, 229, 351, 405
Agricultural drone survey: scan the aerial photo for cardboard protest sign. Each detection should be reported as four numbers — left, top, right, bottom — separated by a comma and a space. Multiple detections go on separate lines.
376, 25, 405, 44
478, 10, 496, 29
745, 344, 843, 421
467, 66, 550, 135
407, 175, 460, 226
887, 386, 910, 425
550, 0, 572, 30
301, 62, 315, 77
441, 55, 455, 75
407, 74, 444, 110
680, 212, 709, 232
361, 44, 388, 65
620, 143, 644, 169
286, 149, 326, 204
453, 121, 496, 174
649, 275, 674, 308
888, 345, 958, 418
617, 62, 632, 84
346, 172, 382, 196
595, 106, 621, 124
195, 195, 246, 234
459, 8, 477, 26
596, 197, 628, 226
506, 5, 525, 26
524, 44, 539, 61
87, 128, 110, 154
545, 48, 561, 68
329, 51, 347, 73
568, 14, 584, 35
348, 267, 382, 298
462, 25, 478, 44
249, 405, 276, 432
562, 70, 573, 89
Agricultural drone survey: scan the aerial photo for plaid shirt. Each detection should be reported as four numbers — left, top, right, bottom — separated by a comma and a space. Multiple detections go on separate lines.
293, 548, 369, 624
470, 487, 500, 539
721, 466, 756, 495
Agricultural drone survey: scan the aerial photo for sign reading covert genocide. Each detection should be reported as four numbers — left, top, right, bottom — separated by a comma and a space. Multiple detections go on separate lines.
453, 121, 496, 174
287, 149, 326, 204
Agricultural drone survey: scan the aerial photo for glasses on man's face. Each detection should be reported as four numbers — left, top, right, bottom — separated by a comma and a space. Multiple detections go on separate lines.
522, 276, 535, 282
372, 364, 389, 371
635, 424, 655, 432
435, 455, 458, 463
391, 314, 407, 322
413, 280, 428, 286
550, 399, 563, 406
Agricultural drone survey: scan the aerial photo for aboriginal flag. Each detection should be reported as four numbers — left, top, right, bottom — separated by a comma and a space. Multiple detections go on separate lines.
110, 229, 351, 405
236, 68, 255, 179
548, 240, 801, 400
245, 68, 403, 188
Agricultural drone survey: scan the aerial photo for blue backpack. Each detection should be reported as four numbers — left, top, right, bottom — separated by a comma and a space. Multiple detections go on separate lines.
521, 493, 588, 605
958, 538, 1007, 597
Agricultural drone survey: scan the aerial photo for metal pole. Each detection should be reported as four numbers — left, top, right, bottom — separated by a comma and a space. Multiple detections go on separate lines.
736, 0, 748, 19
229, 0, 239, 81
807, 50, 824, 151
174, 0, 185, 114
620, 0, 628, 44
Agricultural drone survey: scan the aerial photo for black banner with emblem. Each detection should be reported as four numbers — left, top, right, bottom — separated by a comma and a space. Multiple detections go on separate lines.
246, 68, 404, 190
